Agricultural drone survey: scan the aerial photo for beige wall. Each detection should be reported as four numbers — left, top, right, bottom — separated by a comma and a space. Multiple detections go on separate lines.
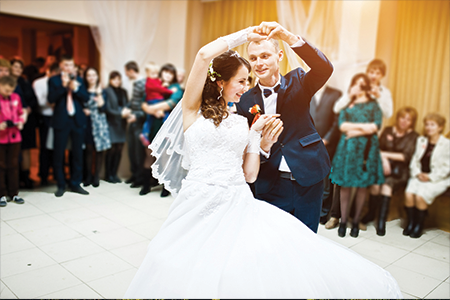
0, 0, 189, 72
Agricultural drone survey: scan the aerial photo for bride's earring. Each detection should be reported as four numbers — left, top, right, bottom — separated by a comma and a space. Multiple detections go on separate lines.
217, 87, 223, 100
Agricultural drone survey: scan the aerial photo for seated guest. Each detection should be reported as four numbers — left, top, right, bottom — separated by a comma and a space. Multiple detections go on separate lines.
404, 113, 450, 238
104, 71, 131, 183
330, 73, 384, 238
48, 55, 89, 197
362, 107, 419, 235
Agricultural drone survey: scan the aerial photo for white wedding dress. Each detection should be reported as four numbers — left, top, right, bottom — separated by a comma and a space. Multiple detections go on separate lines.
124, 113, 402, 299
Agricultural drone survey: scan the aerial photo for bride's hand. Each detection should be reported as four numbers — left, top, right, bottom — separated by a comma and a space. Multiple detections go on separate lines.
251, 114, 280, 132
248, 26, 268, 43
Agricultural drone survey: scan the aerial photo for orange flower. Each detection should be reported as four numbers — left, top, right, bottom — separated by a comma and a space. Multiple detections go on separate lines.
249, 104, 262, 126
249, 104, 262, 115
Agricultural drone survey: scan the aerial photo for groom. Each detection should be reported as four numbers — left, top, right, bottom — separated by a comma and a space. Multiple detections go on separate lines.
236, 22, 333, 233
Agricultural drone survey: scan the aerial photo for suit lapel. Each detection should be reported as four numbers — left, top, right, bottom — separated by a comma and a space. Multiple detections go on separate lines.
276, 75, 287, 113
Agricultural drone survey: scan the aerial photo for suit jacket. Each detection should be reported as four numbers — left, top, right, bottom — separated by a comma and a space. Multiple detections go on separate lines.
310, 86, 342, 158
236, 40, 333, 194
47, 74, 89, 129
127, 78, 146, 124
409, 135, 450, 184
104, 86, 128, 143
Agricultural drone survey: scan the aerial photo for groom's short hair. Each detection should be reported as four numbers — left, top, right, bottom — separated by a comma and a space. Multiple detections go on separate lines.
247, 38, 280, 53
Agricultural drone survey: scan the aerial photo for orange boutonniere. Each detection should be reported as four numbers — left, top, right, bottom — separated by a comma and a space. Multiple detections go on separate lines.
249, 104, 262, 126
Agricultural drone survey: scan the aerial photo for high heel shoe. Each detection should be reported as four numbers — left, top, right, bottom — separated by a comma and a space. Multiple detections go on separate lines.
350, 223, 359, 238
338, 222, 346, 237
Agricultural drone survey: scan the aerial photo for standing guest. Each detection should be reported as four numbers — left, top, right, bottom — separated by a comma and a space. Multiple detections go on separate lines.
33, 62, 60, 186
82, 67, 111, 187
124, 61, 146, 187
141, 63, 183, 196
330, 73, 384, 238
404, 113, 450, 238
0, 76, 26, 207
10, 58, 38, 189
362, 107, 419, 235
139, 62, 173, 147
310, 84, 342, 225
104, 71, 131, 183
22, 57, 46, 83
48, 55, 89, 197
0, 59, 11, 78
334, 59, 393, 121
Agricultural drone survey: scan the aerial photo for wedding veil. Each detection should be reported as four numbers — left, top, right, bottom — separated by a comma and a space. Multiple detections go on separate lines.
149, 100, 189, 197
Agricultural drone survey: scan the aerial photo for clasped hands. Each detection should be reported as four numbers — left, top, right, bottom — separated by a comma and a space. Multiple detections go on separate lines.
251, 114, 284, 153
247, 22, 300, 46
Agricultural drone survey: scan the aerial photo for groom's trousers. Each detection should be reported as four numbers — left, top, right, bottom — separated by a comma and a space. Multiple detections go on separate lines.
256, 174, 324, 233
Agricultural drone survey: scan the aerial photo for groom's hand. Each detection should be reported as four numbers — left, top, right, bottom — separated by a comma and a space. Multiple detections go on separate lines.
261, 118, 283, 152
255, 21, 300, 46
248, 26, 268, 43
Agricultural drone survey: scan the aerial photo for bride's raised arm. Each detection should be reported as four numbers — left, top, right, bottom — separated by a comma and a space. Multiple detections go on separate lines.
182, 27, 264, 131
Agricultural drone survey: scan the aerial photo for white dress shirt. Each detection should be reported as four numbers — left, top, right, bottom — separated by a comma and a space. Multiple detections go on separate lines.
33, 76, 53, 116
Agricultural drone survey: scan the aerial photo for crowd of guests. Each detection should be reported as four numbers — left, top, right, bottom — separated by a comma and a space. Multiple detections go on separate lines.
0, 54, 185, 205
0, 53, 448, 239
315, 59, 450, 239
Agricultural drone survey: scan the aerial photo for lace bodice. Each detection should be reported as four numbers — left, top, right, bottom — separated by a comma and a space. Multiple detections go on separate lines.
184, 114, 250, 186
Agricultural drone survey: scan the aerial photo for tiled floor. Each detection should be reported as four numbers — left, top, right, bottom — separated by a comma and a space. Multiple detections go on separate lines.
1, 181, 449, 299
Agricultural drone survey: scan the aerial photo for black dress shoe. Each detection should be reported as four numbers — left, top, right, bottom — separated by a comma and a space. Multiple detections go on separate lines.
319, 215, 329, 225
70, 185, 89, 195
113, 175, 122, 183
105, 175, 116, 183
83, 176, 92, 187
130, 181, 143, 188
139, 186, 151, 196
55, 188, 65, 197
92, 176, 100, 188
160, 187, 170, 198
125, 176, 136, 184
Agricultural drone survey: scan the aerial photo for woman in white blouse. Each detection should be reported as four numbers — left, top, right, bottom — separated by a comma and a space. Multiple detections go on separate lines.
404, 113, 450, 238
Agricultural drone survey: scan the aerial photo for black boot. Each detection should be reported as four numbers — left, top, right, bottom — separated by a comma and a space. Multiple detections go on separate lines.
111, 151, 122, 183
350, 222, 359, 238
376, 195, 391, 236
104, 151, 115, 183
20, 170, 34, 189
338, 222, 346, 237
139, 169, 151, 196
403, 206, 415, 236
410, 208, 427, 238
361, 194, 379, 224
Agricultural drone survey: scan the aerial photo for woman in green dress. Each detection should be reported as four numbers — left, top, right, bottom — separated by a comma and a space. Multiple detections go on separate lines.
330, 73, 384, 238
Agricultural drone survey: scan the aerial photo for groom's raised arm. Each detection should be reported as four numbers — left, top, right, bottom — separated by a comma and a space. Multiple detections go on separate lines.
291, 40, 334, 99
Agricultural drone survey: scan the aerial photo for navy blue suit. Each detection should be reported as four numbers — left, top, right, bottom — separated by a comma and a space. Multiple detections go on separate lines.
48, 74, 89, 189
236, 40, 333, 232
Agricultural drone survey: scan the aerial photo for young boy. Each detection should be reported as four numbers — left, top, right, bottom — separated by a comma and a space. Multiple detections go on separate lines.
0, 76, 25, 207
334, 59, 393, 120
139, 62, 173, 146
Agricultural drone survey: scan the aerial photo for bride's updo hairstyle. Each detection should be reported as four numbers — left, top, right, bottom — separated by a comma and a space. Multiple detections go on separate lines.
201, 50, 250, 126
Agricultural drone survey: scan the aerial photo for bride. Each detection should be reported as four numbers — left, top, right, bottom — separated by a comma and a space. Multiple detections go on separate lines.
124, 25, 402, 298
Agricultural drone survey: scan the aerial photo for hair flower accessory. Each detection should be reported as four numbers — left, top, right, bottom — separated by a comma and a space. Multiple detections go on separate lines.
208, 62, 221, 82
249, 104, 262, 125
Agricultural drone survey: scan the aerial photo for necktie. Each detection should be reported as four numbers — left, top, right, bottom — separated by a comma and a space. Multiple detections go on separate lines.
67, 89, 74, 115
263, 84, 280, 98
